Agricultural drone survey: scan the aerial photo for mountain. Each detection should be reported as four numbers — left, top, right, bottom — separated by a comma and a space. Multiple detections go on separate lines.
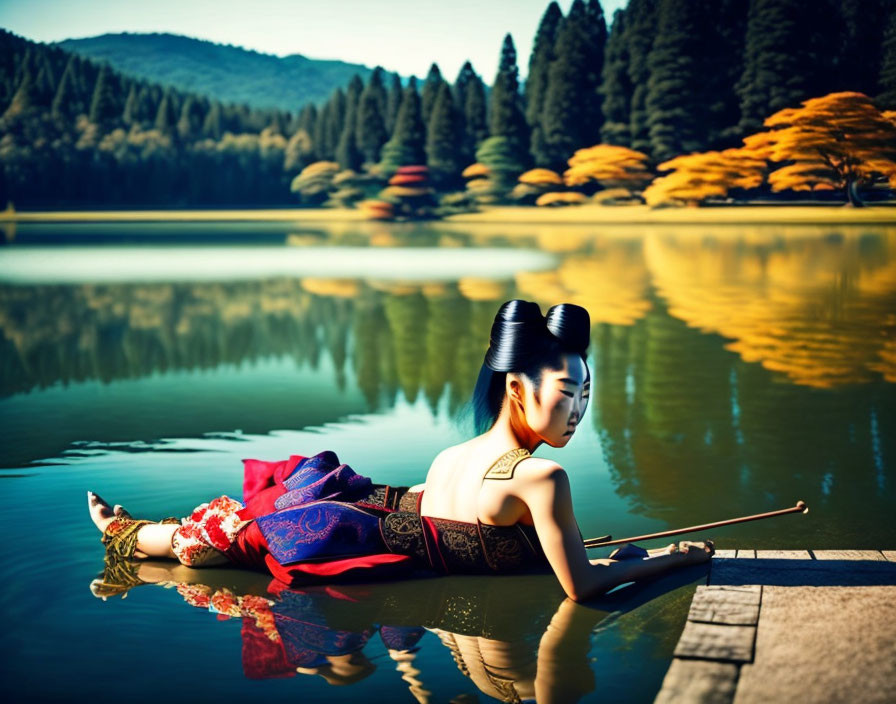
59, 32, 377, 111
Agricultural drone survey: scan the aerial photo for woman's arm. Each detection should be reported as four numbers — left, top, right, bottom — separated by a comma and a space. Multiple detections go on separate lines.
516, 463, 710, 601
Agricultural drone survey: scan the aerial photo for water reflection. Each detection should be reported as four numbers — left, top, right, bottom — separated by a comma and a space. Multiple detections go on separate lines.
97, 559, 704, 703
1, 224, 894, 541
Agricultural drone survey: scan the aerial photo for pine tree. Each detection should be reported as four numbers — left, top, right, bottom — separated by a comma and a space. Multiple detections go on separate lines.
737, 0, 841, 134
203, 101, 223, 139
704, 0, 749, 148
51, 57, 78, 120
336, 75, 363, 170
527, 1, 564, 165
177, 95, 201, 139
879, 8, 896, 109
600, 9, 632, 145
386, 72, 403, 134
421, 63, 445, 126
154, 89, 177, 133
539, 0, 594, 169
489, 34, 529, 167
357, 68, 388, 164
581, 0, 608, 143
317, 89, 346, 160
379, 78, 426, 173
3, 62, 40, 119
88, 65, 119, 126
134, 86, 155, 125
122, 84, 139, 125
645, 0, 715, 160
426, 82, 464, 186
838, 0, 892, 97
625, 0, 660, 153
453, 61, 487, 165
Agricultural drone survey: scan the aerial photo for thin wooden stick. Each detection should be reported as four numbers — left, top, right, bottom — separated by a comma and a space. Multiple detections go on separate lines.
583, 501, 808, 549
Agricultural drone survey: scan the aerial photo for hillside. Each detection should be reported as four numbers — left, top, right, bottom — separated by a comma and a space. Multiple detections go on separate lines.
59, 32, 377, 110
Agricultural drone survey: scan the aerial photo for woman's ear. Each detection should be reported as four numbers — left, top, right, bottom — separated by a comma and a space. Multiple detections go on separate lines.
506, 374, 524, 407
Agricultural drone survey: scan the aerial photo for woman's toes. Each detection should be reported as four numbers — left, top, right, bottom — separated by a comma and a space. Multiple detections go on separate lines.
113, 504, 131, 518
87, 491, 115, 531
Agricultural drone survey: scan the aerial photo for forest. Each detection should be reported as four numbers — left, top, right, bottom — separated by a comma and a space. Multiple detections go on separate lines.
1, 0, 895, 209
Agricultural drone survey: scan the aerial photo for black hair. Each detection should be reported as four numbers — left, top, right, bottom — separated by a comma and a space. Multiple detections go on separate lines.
470, 300, 591, 434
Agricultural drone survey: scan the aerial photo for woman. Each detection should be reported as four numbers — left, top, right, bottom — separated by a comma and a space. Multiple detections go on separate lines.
88, 300, 712, 601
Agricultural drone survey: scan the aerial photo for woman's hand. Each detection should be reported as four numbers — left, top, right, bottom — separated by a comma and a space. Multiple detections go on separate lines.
676, 540, 714, 565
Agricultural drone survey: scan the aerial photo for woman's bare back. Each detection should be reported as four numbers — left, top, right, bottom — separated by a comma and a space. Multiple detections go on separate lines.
418, 437, 542, 527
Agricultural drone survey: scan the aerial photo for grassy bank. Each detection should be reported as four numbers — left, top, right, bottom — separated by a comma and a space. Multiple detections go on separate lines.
1, 203, 894, 225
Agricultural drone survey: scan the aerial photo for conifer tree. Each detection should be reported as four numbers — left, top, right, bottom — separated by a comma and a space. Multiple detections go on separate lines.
624, 0, 659, 153
336, 75, 363, 170
645, 0, 714, 161
539, 0, 595, 169
357, 68, 388, 164
122, 84, 139, 125
453, 61, 488, 165
386, 72, 403, 134
317, 89, 346, 160
51, 57, 78, 120
177, 96, 201, 139
838, 0, 891, 97
426, 82, 464, 186
600, 9, 632, 145
581, 0, 608, 141
421, 63, 445, 126
703, 0, 749, 148
202, 101, 223, 139
526, 1, 564, 164
154, 89, 177, 133
736, 0, 841, 134
489, 34, 529, 168
3, 63, 40, 119
89, 65, 119, 126
134, 86, 155, 125
379, 78, 426, 173
877, 8, 896, 109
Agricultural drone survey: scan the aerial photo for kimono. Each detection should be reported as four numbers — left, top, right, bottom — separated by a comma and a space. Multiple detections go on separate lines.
170, 450, 549, 585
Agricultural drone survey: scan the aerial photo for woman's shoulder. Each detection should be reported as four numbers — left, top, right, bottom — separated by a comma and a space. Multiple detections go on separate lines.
514, 455, 567, 483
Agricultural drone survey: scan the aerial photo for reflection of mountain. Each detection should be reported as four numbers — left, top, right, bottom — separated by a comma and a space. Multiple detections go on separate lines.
644, 229, 896, 387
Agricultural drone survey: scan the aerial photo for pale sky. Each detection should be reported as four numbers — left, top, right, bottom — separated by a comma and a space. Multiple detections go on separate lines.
0, 0, 627, 80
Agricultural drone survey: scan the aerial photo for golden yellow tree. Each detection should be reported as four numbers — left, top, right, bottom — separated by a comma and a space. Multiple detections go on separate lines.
563, 145, 653, 192
743, 92, 896, 206
642, 149, 766, 207
511, 168, 563, 203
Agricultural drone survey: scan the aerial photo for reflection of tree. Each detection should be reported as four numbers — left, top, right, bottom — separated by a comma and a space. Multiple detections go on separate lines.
422, 286, 471, 414
644, 229, 896, 387
384, 288, 428, 404
595, 306, 742, 518
592, 296, 896, 548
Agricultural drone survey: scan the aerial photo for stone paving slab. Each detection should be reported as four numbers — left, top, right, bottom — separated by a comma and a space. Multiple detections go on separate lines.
653, 660, 739, 704
674, 621, 756, 662
688, 585, 761, 625
812, 549, 887, 561
654, 550, 896, 704
710, 556, 896, 587
733, 586, 896, 704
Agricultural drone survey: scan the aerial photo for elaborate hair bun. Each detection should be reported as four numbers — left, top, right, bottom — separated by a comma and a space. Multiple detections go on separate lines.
484, 300, 590, 372
545, 303, 590, 355
484, 300, 546, 372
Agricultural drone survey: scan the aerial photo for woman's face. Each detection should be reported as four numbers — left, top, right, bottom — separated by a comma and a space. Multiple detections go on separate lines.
514, 353, 590, 448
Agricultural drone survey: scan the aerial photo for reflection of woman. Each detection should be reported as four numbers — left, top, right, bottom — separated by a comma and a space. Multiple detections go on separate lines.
88, 300, 711, 601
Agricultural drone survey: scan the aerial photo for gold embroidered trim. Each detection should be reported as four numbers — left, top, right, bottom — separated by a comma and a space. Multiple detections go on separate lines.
483, 447, 531, 480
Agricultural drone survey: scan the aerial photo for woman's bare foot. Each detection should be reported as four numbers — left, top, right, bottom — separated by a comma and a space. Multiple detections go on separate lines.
87, 491, 149, 558
87, 491, 118, 533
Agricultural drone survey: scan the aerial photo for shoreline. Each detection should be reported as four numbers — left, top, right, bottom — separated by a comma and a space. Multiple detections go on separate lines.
2, 204, 895, 226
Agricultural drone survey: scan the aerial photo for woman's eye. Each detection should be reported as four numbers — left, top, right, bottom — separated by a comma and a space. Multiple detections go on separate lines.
560, 390, 575, 398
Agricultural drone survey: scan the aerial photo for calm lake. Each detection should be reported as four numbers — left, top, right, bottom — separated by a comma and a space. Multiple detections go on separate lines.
1, 218, 894, 703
